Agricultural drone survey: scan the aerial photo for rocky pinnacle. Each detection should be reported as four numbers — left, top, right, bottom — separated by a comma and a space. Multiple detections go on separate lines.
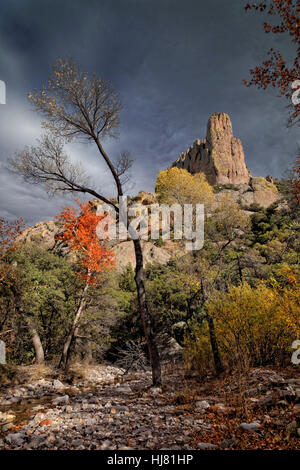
171, 113, 251, 185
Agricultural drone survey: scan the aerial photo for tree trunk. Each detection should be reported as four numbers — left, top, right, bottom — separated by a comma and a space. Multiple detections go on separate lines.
9, 285, 45, 364
237, 256, 243, 284
206, 314, 224, 374
133, 239, 162, 386
201, 279, 223, 374
59, 281, 89, 369
95, 136, 162, 385
29, 324, 44, 364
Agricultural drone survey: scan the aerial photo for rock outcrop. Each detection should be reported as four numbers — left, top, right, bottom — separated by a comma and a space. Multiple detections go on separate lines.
17, 221, 61, 251
17, 219, 172, 271
172, 113, 251, 185
213, 177, 280, 209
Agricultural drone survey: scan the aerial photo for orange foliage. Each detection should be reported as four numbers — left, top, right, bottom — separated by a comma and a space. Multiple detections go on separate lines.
56, 201, 115, 285
244, 1, 300, 127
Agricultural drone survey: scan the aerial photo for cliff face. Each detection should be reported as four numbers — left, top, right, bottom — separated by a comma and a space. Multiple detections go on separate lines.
172, 113, 251, 185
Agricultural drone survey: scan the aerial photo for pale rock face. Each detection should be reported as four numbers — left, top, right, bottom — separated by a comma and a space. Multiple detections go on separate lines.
17, 220, 61, 251
251, 177, 280, 207
212, 177, 280, 209
17, 218, 172, 271
112, 240, 171, 270
172, 113, 251, 185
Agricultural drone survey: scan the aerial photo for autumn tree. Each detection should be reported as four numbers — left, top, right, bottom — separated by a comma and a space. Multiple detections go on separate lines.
155, 167, 215, 207
56, 200, 115, 368
243, 1, 300, 200
244, 0, 299, 125
9, 59, 162, 384
178, 196, 250, 373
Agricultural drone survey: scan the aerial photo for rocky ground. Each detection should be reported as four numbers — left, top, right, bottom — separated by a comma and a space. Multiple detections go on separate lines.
0, 363, 299, 450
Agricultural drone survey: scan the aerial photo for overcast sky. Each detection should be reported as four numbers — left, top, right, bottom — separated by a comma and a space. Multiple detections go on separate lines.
0, 0, 299, 225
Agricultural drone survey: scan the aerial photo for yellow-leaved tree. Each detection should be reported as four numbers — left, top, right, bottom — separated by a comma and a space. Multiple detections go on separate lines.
269, 265, 300, 334
155, 167, 215, 207
186, 266, 300, 374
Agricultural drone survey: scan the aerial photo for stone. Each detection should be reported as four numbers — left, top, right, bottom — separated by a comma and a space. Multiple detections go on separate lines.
211, 403, 235, 415
197, 442, 218, 450
0, 340, 6, 364
52, 395, 69, 405
239, 421, 261, 432
195, 400, 210, 411
5, 433, 25, 447
286, 421, 297, 432
171, 113, 251, 185
2, 423, 14, 432
113, 240, 171, 270
251, 177, 280, 207
287, 379, 300, 386
212, 178, 280, 209
115, 384, 132, 394
17, 220, 61, 251
53, 379, 66, 390
259, 395, 276, 407
100, 439, 112, 450
0, 412, 15, 422
150, 387, 162, 396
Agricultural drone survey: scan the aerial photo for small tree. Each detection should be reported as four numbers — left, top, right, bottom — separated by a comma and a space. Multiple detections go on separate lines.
0, 218, 23, 357
0, 218, 23, 286
8, 247, 81, 365
10, 59, 162, 384
155, 167, 215, 207
56, 200, 115, 368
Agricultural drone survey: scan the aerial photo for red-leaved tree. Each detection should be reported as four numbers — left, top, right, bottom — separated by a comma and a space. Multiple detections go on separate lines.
243, 0, 300, 201
244, 0, 299, 125
56, 201, 115, 368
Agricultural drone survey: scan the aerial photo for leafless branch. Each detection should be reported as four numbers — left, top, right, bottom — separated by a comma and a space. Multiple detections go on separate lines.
28, 58, 121, 142
112, 340, 148, 374
115, 150, 134, 185
8, 132, 119, 212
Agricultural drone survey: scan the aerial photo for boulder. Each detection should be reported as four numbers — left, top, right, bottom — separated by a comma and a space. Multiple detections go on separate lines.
239, 421, 261, 432
212, 177, 280, 209
195, 400, 210, 411
197, 442, 218, 450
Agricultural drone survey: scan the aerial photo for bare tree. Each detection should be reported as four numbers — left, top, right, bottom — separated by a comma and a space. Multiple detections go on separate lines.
112, 340, 148, 374
9, 58, 162, 385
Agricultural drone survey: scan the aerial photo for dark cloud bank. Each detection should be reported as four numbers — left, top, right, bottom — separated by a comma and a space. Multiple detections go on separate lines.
0, 0, 299, 224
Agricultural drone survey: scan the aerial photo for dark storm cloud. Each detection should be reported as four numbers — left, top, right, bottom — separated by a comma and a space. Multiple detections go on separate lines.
0, 0, 298, 224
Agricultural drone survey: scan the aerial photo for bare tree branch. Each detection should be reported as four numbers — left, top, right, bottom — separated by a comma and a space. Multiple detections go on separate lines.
8, 133, 119, 212
9, 57, 162, 385
115, 150, 134, 185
